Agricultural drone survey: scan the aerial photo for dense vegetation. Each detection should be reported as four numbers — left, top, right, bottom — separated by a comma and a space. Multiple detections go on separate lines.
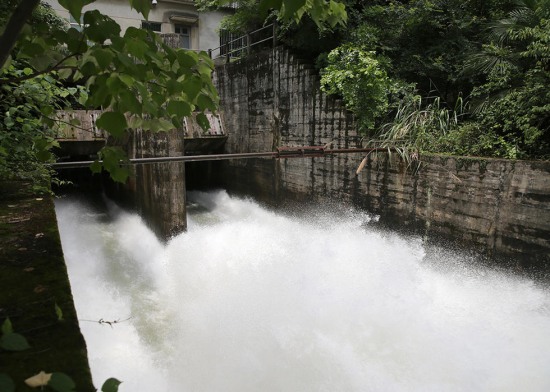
1, 0, 548, 191
329, 0, 550, 159
0, 0, 224, 188
217, 0, 550, 160
0, 2, 75, 191
0, 0, 346, 187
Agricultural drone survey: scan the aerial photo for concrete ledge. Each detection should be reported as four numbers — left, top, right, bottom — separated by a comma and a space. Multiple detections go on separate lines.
0, 181, 94, 391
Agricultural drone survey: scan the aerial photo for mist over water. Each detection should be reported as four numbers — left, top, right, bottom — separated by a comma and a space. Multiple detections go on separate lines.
55, 190, 550, 392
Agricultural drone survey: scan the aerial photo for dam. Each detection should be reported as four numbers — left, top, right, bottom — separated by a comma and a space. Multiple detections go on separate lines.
51, 44, 550, 391
55, 190, 550, 391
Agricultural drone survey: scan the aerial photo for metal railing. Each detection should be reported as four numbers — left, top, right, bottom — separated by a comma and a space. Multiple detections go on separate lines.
51, 146, 397, 169
208, 23, 277, 63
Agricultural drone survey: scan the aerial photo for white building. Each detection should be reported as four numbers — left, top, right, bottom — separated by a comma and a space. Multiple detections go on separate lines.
44, 0, 232, 51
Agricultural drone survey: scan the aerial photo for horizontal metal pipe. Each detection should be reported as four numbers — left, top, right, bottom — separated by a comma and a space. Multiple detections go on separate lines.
50, 147, 393, 170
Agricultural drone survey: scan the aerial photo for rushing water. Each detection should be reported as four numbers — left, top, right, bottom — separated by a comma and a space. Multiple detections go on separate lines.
55, 190, 550, 392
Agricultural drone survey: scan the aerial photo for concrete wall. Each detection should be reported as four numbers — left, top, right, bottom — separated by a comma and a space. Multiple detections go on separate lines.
106, 128, 186, 242
53, 106, 229, 241
213, 46, 550, 269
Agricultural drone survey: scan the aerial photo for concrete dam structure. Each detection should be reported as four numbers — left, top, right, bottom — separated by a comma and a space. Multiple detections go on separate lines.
212, 46, 550, 269
53, 45, 550, 267
51, 46, 550, 391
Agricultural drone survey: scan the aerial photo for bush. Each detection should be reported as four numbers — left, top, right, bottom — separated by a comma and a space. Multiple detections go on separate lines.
320, 44, 391, 133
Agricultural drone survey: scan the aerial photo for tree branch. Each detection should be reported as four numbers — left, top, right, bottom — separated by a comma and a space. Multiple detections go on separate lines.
0, 0, 41, 70
0, 54, 79, 85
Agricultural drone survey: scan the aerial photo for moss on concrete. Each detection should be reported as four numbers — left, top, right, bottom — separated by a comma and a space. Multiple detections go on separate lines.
0, 181, 94, 391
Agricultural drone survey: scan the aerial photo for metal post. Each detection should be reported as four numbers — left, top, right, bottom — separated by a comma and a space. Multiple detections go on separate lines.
272, 22, 277, 47
246, 33, 251, 55
225, 43, 229, 63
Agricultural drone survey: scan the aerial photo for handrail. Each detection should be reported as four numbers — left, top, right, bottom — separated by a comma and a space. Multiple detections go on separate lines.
51, 147, 398, 169
209, 24, 275, 53
208, 23, 277, 62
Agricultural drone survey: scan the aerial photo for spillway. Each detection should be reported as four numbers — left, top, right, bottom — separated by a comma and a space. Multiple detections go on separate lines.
55, 190, 550, 391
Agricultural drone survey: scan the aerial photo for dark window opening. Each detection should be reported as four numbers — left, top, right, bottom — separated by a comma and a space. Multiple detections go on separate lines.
142, 21, 162, 32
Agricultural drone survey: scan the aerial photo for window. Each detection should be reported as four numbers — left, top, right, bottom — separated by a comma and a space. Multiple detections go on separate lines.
175, 24, 190, 49
142, 21, 162, 32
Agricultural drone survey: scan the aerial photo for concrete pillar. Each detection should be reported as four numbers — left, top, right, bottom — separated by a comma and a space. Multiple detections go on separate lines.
128, 128, 186, 241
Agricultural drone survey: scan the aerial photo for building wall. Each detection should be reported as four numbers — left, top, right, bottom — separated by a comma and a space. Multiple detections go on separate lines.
44, 0, 227, 50
213, 46, 550, 269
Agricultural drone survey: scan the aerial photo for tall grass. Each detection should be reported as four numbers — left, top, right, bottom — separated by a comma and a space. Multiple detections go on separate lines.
365, 94, 467, 168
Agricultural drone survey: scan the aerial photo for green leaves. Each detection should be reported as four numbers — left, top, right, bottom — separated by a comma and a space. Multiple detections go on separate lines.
321, 44, 390, 132
0, 333, 30, 351
196, 112, 210, 131
92, 147, 130, 183
92, 48, 115, 70
23, 371, 76, 391
57, 0, 94, 24
1, 0, 221, 184
259, 0, 283, 15
126, 37, 150, 60
83, 11, 121, 43
1, 318, 31, 352
167, 100, 193, 118
96, 112, 128, 138
281, 0, 307, 24
48, 372, 76, 392
55, 303, 64, 321
177, 50, 199, 68
128, 0, 151, 20
262, 0, 347, 28
101, 378, 122, 392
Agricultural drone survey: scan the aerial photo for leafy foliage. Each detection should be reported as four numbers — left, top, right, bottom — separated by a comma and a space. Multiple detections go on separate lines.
1, 0, 219, 183
197, 0, 346, 36
0, 0, 348, 183
2, 312, 119, 391
1, 318, 31, 352
48, 372, 76, 392
320, 44, 391, 132
101, 377, 122, 392
375, 93, 466, 152
317, 0, 550, 159
197, 0, 266, 34
0, 3, 76, 191
465, 0, 550, 158
0, 63, 83, 190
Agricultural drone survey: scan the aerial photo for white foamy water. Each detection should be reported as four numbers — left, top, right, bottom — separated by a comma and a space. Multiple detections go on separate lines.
55, 190, 550, 392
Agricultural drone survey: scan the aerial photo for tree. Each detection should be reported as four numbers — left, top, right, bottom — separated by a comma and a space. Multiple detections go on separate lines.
464, 0, 550, 158
0, 2, 83, 190
313, 0, 549, 159
197, 0, 347, 33
0, 0, 347, 183
320, 44, 392, 132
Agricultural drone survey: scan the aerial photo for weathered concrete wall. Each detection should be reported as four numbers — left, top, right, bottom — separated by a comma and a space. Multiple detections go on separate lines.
0, 181, 94, 391
54, 108, 229, 240
116, 129, 187, 241
348, 155, 550, 265
215, 47, 357, 154
213, 47, 550, 268
101, 128, 186, 241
